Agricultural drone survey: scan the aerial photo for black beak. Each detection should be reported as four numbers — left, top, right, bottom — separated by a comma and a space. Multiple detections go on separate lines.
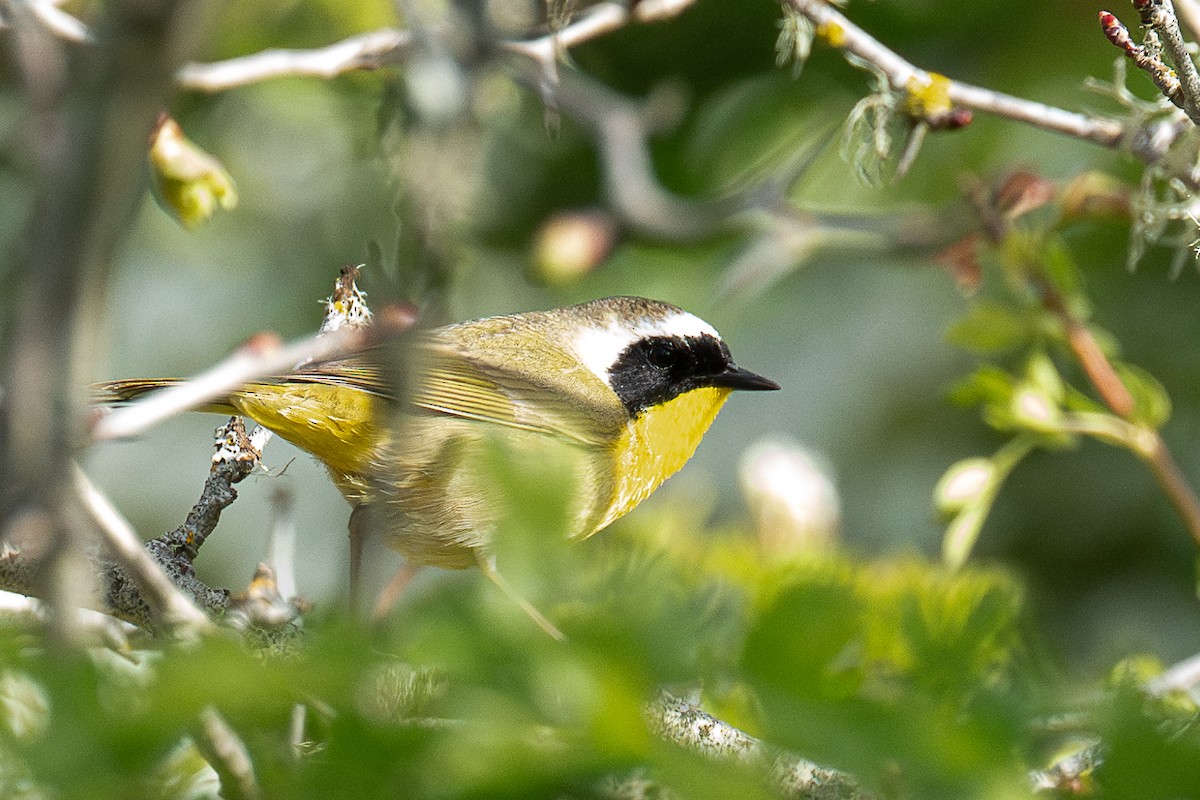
710, 364, 781, 392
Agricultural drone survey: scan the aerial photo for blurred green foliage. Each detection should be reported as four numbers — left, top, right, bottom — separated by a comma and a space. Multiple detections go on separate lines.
4, 0, 1200, 795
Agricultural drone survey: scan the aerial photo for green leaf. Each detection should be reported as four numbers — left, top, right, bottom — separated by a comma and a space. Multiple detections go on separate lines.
945, 302, 1038, 354
743, 569, 865, 701
1113, 361, 1172, 429
947, 365, 1017, 409
1040, 237, 1090, 319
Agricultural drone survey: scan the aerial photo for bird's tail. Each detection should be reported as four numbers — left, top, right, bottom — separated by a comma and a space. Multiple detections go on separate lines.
91, 378, 240, 415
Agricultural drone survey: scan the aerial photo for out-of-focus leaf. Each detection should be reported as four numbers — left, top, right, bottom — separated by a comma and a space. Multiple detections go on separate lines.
743, 566, 865, 701
945, 302, 1040, 354
1113, 361, 1172, 429
948, 365, 1017, 409
893, 570, 1023, 694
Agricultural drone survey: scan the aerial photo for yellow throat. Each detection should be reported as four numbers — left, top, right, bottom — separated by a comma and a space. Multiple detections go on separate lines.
600, 386, 732, 530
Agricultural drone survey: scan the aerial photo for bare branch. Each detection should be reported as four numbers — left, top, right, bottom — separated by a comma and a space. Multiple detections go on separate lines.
26, 0, 90, 42
779, 0, 1129, 149
1099, 10, 1189, 114
532, 68, 738, 240
1176, 0, 1200, 37
197, 706, 261, 800
93, 324, 376, 444
92, 266, 412, 444
1145, 651, 1200, 699
178, 1, 698, 93
646, 692, 868, 800
177, 28, 413, 92
503, 2, 629, 66
0, 417, 274, 629
71, 464, 213, 634
1137, 0, 1200, 124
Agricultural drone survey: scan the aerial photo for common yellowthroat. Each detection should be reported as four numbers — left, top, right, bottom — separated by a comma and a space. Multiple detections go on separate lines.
98, 296, 778, 588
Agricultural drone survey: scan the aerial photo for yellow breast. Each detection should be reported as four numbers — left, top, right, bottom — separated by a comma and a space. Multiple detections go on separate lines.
230, 383, 380, 478
595, 386, 733, 531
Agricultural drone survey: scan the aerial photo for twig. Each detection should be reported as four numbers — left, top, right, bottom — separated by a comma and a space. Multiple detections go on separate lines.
92, 323, 371, 444
529, 68, 740, 240
1139, 434, 1200, 547
1099, 10, 1189, 115
779, 0, 1130, 150
1145, 651, 1200, 699
1176, 0, 1200, 37
288, 703, 307, 761
1137, 0, 1200, 124
178, 1, 697, 94
502, 2, 630, 66
92, 265, 412, 444
265, 487, 297, 602
177, 28, 413, 91
197, 706, 261, 800
70, 464, 213, 634
0, 419, 266, 627
1039, 281, 1200, 548
646, 691, 868, 800
1, 0, 202, 648
134, 418, 264, 622
26, 0, 90, 42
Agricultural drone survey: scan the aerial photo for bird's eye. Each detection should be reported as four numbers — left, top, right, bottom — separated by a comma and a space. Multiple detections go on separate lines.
646, 340, 679, 370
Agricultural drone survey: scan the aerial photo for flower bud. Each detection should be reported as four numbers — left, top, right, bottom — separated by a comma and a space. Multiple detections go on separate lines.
149, 114, 237, 229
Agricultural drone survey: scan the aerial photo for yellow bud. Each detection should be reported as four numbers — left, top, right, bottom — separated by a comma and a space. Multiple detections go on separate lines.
149, 114, 237, 229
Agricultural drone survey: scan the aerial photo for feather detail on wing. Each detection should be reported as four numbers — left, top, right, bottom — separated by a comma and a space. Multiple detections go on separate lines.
409, 340, 621, 447
285, 340, 623, 448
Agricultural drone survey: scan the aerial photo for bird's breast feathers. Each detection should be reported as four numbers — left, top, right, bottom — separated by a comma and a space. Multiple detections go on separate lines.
595, 385, 732, 531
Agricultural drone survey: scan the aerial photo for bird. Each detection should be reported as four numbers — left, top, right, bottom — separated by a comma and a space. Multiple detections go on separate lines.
97, 295, 779, 632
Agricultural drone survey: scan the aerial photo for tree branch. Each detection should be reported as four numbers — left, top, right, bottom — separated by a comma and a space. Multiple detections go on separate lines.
90, 301, 413, 444
0, 0, 207, 646
71, 464, 214, 634
177, 28, 414, 91
1038, 280, 1200, 548
779, 0, 1146, 154
646, 692, 869, 800
1138, 0, 1200, 124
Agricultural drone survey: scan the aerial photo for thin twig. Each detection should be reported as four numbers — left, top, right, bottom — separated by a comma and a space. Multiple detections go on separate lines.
1145, 650, 1200, 699
197, 706, 261, 800
26, 0, 90, 42
92, 324, 371, 444
0, 420, 261, 627
177, 28, 413, 91
178, 1, 697, 93
70, 464, 213, 634
92, 265, 412, 444
1139, 434, 1200, 547
1176, 0, 1200, 38
780, 0, 1128, 149
502, 2, 636, 65
1039, 281, 1200, 548
646, 692, 868, 800
1138, 0, 1200, 124
1099, 10, 1189, 114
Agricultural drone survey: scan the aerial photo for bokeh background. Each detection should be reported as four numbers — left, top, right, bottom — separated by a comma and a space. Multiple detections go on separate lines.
50, 0, 1200, 678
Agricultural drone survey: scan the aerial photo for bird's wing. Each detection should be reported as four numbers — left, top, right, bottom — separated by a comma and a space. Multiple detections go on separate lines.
285, 338, 623, 447
409, 338, 622, 446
